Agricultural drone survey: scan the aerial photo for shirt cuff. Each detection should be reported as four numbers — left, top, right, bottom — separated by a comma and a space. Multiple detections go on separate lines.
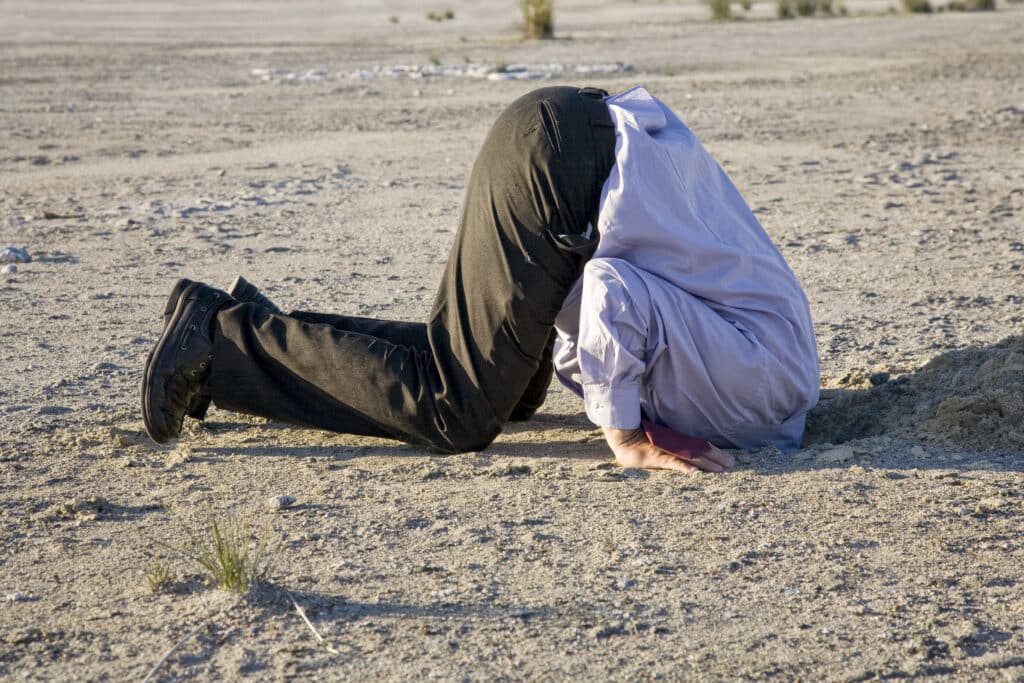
582, 383, 642, 430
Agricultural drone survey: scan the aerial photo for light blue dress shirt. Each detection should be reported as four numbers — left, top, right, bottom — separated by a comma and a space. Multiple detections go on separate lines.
553, 86, 820, 451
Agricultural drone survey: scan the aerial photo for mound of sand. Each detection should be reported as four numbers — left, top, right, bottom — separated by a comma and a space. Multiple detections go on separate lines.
805, 335, 1024, 450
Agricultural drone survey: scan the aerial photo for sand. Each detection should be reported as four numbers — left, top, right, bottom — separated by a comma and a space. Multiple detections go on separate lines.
1, 1, 1023, 680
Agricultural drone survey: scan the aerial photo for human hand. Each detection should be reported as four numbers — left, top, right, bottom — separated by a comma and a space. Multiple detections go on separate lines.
602, 426, 735, 473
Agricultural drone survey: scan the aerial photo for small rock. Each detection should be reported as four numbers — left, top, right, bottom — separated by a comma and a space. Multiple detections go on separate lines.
0, 246, 31, 263
267, 495, 296, 511
868, 372, 890, 386
952, 619, 977, 639
2, 264, 16, 274
490, 463, 531, 477
6, 592, 28, 602
816, 446, 855, 464
976, 497, 1006, 514
910, 445, 928, 458
41, 497, 109, 522
590, 621, 627, 640
420, 467, 446, 481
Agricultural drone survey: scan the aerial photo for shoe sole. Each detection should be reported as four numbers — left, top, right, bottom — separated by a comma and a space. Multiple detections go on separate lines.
142, 281, 193, 444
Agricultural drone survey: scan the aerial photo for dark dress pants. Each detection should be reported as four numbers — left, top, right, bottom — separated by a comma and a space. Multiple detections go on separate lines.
208, 86, 616, 453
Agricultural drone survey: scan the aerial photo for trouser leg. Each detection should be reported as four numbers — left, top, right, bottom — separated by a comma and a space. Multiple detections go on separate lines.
210, 304, 442, 443
208, 86, 615, 452
507, 329, 556, 421
288, 311, 428, 348
289, 310, 554, 421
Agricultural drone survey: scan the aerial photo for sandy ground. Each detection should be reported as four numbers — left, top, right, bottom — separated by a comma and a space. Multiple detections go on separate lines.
2, 1, 1023, 680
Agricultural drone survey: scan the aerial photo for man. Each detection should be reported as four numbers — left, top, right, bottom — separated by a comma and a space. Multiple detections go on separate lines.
142, 86, 818, 473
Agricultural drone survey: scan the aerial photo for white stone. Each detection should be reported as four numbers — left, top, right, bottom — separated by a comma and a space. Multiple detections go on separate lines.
815, 446, 855, 464
267, 495, 296, 511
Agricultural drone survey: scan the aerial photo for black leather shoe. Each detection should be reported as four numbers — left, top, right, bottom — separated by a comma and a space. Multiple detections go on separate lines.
159, 280, 214, 421
228, 275, 282, 315
142, 279, 232, 443
163, 275, 281, 421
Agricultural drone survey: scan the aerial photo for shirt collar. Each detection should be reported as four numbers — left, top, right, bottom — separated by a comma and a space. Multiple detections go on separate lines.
606, 85, 667, 133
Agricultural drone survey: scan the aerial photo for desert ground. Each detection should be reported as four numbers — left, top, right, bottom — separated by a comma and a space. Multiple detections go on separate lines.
1, 0, 1023, 680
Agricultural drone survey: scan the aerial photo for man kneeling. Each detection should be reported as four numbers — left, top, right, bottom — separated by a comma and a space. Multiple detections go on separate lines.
141, 86, 819, 473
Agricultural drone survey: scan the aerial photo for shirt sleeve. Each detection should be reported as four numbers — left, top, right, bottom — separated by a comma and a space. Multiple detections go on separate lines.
552, 279, 585, 397
576, 258, 652, 430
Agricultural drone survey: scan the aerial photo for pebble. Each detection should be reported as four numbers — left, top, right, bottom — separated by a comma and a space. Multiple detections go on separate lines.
6, 592, 28, 602
267, 495, 296, 511
490, 463, 532, 477
975, 497, 1006, 513
910, 445, 928, 458
815, 445, 855, 464
0, 246, 31, 263
868, 372, 890, 386
590, 621, 627, 640
2, 264, 16, 274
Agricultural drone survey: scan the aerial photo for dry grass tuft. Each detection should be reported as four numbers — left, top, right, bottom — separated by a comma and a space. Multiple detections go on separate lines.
144, 554, 176, 592
426, 8, 455, 22
519, 0, 554, 40
706, 0, 734, 20
172, 512, 280, 593
777, 0, 835, 17
946, 0, 995, 9
902, 0, 933, 11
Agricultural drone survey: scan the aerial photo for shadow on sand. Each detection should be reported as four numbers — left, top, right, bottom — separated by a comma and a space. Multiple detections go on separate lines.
178, 337, 1024, 475
804, 335, 1024, 452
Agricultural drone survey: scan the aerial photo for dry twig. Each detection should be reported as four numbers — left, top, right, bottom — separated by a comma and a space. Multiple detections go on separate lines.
288, 590, 341, 655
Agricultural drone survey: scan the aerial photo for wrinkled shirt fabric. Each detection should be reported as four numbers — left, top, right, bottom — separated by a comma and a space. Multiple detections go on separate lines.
553, 86, 820, 451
